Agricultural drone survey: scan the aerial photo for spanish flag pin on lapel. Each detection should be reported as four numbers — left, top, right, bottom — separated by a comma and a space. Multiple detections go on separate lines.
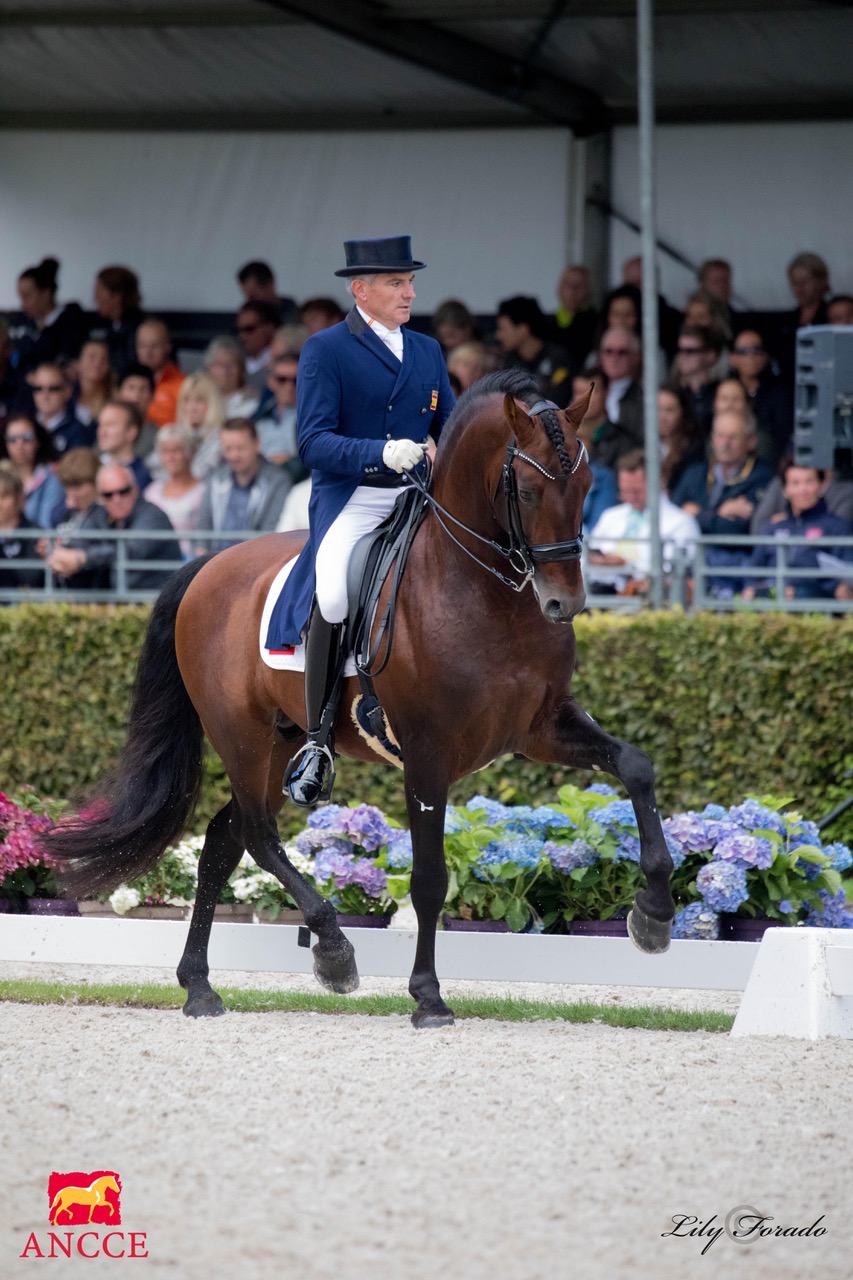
430, 389, 438, 410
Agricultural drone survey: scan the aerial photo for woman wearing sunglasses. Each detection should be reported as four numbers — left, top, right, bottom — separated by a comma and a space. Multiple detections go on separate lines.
0, 414, 64, 528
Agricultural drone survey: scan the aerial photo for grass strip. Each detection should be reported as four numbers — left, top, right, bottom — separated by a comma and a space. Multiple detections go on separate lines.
0, 978, 733, 1033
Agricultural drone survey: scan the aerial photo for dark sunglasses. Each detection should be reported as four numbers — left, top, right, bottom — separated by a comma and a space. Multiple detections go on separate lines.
32, 383, 65, 393
98, 485, 134, 500
602, 346, 631, 356
6, 432, 35, 443
677, 345, 706, 354
237, 323, 260, 334
272, 375, 297, 385
733, 345, 766, 355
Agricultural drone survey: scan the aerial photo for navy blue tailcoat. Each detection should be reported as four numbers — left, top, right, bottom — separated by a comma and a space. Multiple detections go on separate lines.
266, 307, 455, 648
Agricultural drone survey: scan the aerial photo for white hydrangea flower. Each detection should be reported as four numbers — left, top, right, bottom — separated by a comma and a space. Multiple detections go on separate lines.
284, 843, 314, 876
229, 876, 259, 902
109, 885, 140, 915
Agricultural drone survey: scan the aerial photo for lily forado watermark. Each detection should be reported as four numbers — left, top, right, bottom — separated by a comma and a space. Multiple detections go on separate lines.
662, 1205, 828, 1255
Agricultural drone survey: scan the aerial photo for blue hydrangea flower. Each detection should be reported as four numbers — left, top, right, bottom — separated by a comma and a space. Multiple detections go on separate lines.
705, 818, 747, 847
544, 838, 598, 873
696, 861, 749, 913
795, 857, 823, 882
339, 804, 394, 852
466, 795, 510, 824
294, 829, 352, 859
503, 805, 574, 835
789, 819, 821, 850
477, 833, 543, 872
444, 808, 467, 835
804, 888, 853, 929
778, 899, 794, 915
663, 812, 715, 853
584, 782, 618, 797
307, 804, 346, 832
714, 832, 775, 870
672, 903, 720, 940
385, 830, 413, 869
664, 834, 686, 869
701, 803, 728, 821
314, 849, 356, 882
588, 799, 638, 830
728, 799, 786, 836
823, 842, 853, 873
614, 834, 641, 864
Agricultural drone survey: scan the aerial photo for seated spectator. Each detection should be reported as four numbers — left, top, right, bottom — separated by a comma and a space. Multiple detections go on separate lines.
728, 328, 794, 465
91, 265, 144, 379
301, 297, 345, 335
672, 324, 724, 438
144, 426, 203, 560
599, 284, 642, 339
712, 376, 751, 418
446, 342, 491, 393
597, 329, 643, 445
0, 318, 16, 427
72, 339, 114, 426
254, 355, 308, 481
432, 300, 479, 353
657, 386, 704, 496
0, 414, 63, 527
203, 336, 258, 420
12, 257, 87, 387
172, 372, 227, 481
568, 370, 622, 515
97, 399, 152, 491
57, 463, 182, 591
253, 324, 311, 419
587, 449, 700, 594
620, 254, 682, 360
237, 301, 280, 393
236, 260, 299, 325
41, 448, 109, 590
827, 295, 853, 325
672, 409, 774, 595
750, 464, 853, 532
494, 295, 571, 402
197, 418, 292, 553
743, 463, 853, 602
30, 363, 95, 456
546, 264, 598, 375
697, 258, 735, 310
0, 466, 42, 590
117, 363, 159, 459
571, 369, 611, 455
135, 319, 184, 428
774, 251, 831, 383
683, 288, 732, 348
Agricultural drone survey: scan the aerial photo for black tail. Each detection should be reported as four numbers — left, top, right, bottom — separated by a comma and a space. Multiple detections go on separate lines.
41, 557, 215, 898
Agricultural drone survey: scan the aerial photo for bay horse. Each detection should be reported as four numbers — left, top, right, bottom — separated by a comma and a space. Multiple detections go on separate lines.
44, 370, 675, 1027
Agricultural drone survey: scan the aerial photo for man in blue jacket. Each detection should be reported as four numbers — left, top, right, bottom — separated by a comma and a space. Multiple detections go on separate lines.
268, 235, 455, 806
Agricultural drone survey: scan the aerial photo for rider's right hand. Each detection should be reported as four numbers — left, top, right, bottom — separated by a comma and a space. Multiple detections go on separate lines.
382, 439, 426, 473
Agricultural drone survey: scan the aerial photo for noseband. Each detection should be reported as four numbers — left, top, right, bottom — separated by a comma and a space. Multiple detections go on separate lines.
404, 398, 587, 593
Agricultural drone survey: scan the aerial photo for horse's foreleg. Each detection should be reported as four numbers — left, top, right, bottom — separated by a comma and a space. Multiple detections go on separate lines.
527, 697, 675, 953
404, 764, 454, 1028
177, 802, 243, 1017
238, 805, 359, 995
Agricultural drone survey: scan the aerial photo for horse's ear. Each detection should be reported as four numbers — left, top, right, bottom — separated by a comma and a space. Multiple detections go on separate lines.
564, 382, 594, 429
503, 394, 536, 445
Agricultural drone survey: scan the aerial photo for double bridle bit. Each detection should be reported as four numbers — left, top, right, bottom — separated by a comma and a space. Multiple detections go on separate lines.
404, 399, 587, 593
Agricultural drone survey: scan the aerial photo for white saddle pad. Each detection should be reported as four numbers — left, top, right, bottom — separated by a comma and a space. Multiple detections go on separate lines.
259, 558, 358, 675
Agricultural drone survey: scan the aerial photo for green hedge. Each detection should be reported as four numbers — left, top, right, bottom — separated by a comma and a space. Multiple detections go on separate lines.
1, 605, 851, 843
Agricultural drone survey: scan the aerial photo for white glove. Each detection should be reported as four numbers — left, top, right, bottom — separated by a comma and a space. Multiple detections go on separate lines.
382, 439, 426, 474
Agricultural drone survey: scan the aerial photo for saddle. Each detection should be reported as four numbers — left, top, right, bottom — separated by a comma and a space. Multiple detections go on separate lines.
343, 480, 430, 761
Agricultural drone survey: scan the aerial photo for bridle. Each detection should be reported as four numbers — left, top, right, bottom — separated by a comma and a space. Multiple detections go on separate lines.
404, 399, 587, 593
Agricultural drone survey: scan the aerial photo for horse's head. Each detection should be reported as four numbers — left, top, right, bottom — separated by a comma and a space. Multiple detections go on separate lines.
501, 387, 592, 622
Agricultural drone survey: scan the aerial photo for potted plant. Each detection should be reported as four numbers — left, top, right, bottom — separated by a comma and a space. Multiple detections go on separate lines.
109, 841, 199, 918
290, 804, 405, 926
0, 788, 77, 915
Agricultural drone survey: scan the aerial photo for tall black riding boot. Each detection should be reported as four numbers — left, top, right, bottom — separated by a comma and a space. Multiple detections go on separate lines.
286, 609, 345, 808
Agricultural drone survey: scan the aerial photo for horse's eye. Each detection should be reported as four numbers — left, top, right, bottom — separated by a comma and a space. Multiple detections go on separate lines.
518, 489, 536, 505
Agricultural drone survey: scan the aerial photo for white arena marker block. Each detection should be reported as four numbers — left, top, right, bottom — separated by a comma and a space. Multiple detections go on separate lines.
731, 928, 853, 1039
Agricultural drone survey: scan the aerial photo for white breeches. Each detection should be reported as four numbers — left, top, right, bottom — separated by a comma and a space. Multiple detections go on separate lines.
314, 486, 400, 623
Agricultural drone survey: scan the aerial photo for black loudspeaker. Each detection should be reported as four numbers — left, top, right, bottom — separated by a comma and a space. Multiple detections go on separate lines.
794, 326, 853, 468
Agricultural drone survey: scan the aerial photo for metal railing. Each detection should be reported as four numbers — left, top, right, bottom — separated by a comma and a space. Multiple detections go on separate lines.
1, 526, 853, 614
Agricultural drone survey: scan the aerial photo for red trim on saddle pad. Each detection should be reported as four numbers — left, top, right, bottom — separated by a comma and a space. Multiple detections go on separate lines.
268, 647, 296, 655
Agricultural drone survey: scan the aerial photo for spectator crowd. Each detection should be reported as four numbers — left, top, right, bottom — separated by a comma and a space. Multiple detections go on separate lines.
0, 249, 851, 604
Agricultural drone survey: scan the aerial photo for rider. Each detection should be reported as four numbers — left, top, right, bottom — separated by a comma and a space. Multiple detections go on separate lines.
268, 235, 456, 807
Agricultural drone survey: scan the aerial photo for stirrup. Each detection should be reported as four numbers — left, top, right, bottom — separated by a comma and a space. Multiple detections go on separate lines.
285, 741, 336, 807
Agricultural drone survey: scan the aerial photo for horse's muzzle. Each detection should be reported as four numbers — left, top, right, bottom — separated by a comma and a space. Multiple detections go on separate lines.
539, 589, 586, 623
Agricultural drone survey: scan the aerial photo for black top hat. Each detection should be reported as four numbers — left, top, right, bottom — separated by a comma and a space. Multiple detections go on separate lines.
334, 235, 426, 278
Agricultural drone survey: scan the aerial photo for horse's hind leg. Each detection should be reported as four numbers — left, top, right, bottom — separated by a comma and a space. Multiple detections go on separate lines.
404, 762, 455, 1029
527, 697, 675, 953
177, 801, 243, 1017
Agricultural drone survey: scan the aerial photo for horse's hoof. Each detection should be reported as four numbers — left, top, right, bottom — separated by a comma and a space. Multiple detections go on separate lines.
627, 905, 672, 955
312, 940, 359, 994
411, 1004, 455, 1029
182, 991, 226, 1018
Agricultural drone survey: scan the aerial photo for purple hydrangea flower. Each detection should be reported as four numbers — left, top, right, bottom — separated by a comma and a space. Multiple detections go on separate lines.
714, 832, 775, 870
584, 782, 618, 797
294, 829, 352, 859
696, 861, 749, 913
823, 842, 853, 873
588, 799, 638, 830
614, 834, 641, 864
339, 804, 394, 852
728, 800, 786, 836
348, 861, 388, 898
672, 903, 720, 940
663, 812, 716, 853
544, 838, 597, 873
804, 889, 853, 929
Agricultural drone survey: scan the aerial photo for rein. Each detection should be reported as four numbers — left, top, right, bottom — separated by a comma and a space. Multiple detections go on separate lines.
403, 399, 587, 593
